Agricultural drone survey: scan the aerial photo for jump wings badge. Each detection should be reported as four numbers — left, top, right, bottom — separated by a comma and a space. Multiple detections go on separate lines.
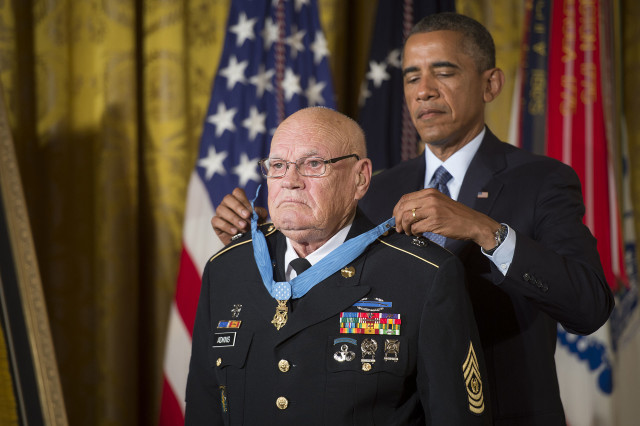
271, 300, 288, 330
334, 344, 356, 362
462, 341, 485, 414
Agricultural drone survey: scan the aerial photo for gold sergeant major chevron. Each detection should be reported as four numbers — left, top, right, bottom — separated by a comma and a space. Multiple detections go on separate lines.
462, 341, 485, 414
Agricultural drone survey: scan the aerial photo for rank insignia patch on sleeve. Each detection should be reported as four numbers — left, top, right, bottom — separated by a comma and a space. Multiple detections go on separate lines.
462, 341, 484, 414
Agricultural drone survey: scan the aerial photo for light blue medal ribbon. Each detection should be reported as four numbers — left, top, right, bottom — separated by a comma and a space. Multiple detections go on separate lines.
250, 186, 395, 301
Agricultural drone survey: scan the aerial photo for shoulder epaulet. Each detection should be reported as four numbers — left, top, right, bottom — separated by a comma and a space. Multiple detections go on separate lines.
259, 222, 277, 235
209, 222, 278, 262
375, 232, 447, 269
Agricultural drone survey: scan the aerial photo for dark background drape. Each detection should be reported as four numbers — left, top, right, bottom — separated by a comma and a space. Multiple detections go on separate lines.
1, 0, 639, 425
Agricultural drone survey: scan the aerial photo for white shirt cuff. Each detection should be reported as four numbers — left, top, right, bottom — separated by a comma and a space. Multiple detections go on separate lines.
482, 224, 515, 276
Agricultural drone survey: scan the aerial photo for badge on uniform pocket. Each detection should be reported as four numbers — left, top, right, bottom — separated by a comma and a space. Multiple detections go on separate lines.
384, 339, 400, 362
333, 338, 357, 362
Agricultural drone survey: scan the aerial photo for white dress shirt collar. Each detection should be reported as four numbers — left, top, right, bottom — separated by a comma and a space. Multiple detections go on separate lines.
423, 127, 485, 201
284, 223, 353, 280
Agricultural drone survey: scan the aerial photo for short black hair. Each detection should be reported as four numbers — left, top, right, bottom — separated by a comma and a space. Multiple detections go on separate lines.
406, 12, 496, 72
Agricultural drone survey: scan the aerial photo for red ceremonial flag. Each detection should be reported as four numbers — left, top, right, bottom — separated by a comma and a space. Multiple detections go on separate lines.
544, 0, 621, 423
513, 1, 640, 423
545, 0, 626, 294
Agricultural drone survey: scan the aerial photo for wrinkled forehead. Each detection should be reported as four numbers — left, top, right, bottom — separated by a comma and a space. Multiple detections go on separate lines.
269, 121, 345, 159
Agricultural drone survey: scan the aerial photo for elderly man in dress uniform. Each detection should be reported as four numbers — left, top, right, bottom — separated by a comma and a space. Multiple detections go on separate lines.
184, 107, 490, 425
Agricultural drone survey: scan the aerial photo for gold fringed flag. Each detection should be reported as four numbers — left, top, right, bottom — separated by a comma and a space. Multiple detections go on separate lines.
513, 0, 640, 424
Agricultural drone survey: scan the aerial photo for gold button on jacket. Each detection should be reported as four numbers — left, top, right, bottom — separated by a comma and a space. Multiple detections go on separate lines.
278, 359, 290, 372
276, 396, 288, 410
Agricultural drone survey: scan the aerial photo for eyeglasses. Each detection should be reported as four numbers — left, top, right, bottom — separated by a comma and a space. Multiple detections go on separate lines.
258, 154, 360, 178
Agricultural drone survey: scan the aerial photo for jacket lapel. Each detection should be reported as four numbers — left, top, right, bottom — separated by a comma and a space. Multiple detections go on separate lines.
445, 128, 507, 253
406, 154, 427, 193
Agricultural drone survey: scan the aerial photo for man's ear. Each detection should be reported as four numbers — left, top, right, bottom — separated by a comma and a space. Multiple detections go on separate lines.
354, 158, 372, 201
483, 67, 505, 103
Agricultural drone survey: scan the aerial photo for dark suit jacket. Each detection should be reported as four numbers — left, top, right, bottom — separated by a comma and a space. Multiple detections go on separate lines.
359, 128, 615, 425
185, 212, 491, 425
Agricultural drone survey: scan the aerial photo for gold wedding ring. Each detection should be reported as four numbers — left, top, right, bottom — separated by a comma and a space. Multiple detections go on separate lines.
411, 208, 416, 219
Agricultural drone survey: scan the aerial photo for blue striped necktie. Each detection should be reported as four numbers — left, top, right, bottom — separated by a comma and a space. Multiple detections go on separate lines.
424, 165, 452, 246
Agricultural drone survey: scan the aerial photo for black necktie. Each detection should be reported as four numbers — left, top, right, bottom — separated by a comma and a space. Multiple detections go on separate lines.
289, 257, 311, 276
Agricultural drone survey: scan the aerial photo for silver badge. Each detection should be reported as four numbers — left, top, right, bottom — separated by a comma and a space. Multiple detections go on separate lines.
384, 339, 400, 362
333, 344, 356, 362
412, 236, 427, 247
361, 338, 378, 363
231, 304, 242, 318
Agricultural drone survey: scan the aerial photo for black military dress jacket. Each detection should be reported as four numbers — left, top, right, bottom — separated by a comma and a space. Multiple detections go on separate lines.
185, 211, 491, 425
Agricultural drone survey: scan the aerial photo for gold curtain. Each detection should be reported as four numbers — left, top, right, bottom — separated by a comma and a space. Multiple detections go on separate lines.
456, 0, 525, 141
623, 0, 640, 254
0, 3, 18, 421
141, 0, 230, 423
1, 0, 231, 424
22, 0, 140, 423
0, 326, 17, 425
2, 0, 639, 425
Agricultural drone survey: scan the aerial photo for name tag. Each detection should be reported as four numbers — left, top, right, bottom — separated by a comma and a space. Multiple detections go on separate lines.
213, 332, 236, 347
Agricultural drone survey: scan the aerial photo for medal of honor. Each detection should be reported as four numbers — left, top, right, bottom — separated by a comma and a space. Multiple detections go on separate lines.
271, 300, 288, 330
249, 186, 395, 332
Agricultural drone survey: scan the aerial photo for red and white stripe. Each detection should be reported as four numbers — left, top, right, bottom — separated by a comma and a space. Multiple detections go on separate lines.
159, 171, 224, 424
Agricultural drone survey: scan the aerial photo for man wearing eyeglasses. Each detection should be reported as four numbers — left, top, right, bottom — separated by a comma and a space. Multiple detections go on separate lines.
185, 107, 491, 425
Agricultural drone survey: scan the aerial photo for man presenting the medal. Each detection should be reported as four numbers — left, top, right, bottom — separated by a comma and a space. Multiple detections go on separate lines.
185, 107, 490, 425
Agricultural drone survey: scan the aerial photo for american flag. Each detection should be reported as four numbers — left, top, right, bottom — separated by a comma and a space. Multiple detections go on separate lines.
357, 0, 454, 172
159, 0, 335, 423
